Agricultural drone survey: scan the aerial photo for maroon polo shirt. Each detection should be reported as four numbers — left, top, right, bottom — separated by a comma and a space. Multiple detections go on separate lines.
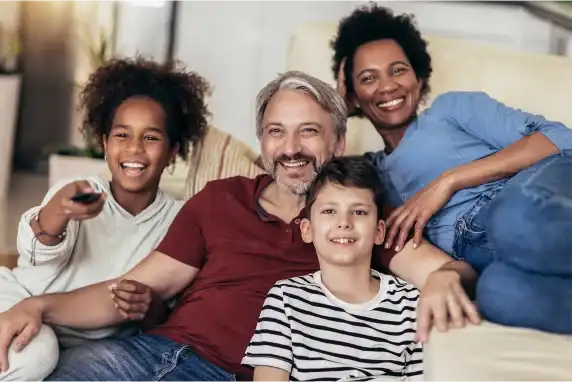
150, 174, 398, 380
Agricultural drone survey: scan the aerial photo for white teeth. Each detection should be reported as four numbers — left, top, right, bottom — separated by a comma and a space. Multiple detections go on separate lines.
377, 98, 404, 108
282, 161, 308, 168
331, 238, 356, 244
122, 162, 145, 169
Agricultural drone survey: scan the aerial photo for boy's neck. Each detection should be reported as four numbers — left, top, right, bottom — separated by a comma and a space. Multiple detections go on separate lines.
319, 260, 380, 305
110, 181, 159, 216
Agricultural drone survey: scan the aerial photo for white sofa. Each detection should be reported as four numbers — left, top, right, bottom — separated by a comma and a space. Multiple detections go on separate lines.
286, 22, 572, 380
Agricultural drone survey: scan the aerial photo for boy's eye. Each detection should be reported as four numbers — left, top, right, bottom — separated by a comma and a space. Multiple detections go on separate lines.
115, 133, 127, 138
321, 209, 335, 214
144, 135, 160, 141
354, 210, 368, 215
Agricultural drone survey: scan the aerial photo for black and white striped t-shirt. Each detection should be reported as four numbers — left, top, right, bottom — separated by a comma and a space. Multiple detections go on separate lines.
242, 270, 422, 381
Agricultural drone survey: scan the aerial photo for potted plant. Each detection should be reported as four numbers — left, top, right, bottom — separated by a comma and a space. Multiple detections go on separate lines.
0, 23, 22, 198
48, 23, 116, 186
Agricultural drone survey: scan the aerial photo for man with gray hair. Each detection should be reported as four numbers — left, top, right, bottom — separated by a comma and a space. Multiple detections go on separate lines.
0, 71, 472, 381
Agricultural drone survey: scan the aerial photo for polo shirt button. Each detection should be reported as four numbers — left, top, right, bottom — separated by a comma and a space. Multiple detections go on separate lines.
286, 228, 291, 233
294, 219, 301, 224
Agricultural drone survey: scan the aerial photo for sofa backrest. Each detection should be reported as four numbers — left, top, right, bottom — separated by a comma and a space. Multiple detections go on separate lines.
287, 21, 572, 154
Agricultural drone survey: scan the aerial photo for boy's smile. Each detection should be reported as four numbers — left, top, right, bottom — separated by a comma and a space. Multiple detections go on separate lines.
301, 182, 385, 266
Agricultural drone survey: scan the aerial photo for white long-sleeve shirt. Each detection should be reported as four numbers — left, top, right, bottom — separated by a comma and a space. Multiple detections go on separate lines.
12, 176, 184, 347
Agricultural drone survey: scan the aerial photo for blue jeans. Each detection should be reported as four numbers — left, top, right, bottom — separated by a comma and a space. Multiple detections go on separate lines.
46, 334, 236, 381
453, 152, 572, 334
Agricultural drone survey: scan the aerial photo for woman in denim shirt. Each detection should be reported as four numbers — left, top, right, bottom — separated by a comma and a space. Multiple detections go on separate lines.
332, 3, 572, 335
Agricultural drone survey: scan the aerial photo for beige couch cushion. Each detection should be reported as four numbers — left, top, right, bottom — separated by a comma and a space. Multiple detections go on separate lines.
287, 22, 572, 154
424, 321, 572, 380
184, 126, 265, 199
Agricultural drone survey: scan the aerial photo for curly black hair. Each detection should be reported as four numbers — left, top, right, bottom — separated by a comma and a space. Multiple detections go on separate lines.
79, 56, 211, 160
331, 3, 432, 104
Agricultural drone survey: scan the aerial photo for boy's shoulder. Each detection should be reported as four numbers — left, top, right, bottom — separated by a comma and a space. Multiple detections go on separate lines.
382, 273, 420, 300
274, 273, 317, 289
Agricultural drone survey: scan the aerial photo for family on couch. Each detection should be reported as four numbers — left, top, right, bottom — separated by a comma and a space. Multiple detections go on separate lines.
0, 3, 571, 381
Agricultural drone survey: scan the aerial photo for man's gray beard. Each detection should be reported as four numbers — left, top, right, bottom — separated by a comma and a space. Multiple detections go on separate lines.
262, 159, 319, 196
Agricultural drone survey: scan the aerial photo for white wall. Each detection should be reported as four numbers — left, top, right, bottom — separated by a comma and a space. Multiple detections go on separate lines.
0, 1, 20, 30
174, 1, 354, 152
374, 1, 554, 54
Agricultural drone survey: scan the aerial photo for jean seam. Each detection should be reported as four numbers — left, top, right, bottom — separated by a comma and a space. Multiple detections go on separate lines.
153, 345, 189, 381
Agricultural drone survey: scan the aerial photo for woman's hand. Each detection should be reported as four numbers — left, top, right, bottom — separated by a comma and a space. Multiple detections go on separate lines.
415, 269, 480, 343
385, 174, 456, 251
336, 58, 359, 117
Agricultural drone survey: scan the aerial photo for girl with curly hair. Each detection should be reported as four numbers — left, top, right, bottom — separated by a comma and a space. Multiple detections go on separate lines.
0, 56, 210, 380
332, 3, 572, 336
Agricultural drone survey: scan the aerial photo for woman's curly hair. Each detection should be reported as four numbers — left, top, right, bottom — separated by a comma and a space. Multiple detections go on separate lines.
79, 56, 211, 160
331, 3, 432, 103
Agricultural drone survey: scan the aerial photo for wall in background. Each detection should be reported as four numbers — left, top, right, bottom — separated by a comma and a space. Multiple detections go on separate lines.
173, 1, 572, 153
14, 1, 75, 171
174, 1, 355, 152
0, 1, 20, 30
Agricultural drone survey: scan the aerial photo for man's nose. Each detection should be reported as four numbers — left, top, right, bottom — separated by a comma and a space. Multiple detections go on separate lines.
282, 134, 302, 156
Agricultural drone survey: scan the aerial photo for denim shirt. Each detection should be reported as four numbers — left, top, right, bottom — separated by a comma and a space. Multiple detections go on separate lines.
369, 91, 572, 254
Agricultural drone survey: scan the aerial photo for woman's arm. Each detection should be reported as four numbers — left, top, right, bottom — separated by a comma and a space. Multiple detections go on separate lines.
388, 239, 480, 342
387, 239, 476, 291
443, 132, 557, 191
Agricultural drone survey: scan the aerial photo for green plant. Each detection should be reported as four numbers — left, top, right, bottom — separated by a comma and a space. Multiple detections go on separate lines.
80, 24, 115, 70
0, 23, 22, 73
56, 23, 116, 158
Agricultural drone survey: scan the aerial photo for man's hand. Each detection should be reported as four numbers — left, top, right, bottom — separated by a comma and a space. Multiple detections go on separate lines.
109, 279, 153, 321
0, 298, 43, 372
415, 269, 480, 343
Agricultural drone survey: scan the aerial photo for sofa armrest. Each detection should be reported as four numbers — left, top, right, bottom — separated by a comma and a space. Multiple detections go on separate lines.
0, 252, 18, 269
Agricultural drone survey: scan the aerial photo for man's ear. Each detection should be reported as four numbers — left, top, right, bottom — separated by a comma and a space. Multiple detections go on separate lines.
300, 218, 313, 244
102, 135, 108, 155
334, 133, 347, 158
374, 219, 386, 246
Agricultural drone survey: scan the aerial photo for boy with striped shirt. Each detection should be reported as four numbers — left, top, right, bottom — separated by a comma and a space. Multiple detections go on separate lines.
242, 156, 422, 381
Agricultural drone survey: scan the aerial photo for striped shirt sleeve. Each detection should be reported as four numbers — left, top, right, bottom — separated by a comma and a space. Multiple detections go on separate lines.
242, 283, 293, 373
405, 339, 423, 380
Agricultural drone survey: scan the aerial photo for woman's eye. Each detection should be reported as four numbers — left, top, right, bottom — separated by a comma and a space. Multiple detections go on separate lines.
361, 75, 374, 83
